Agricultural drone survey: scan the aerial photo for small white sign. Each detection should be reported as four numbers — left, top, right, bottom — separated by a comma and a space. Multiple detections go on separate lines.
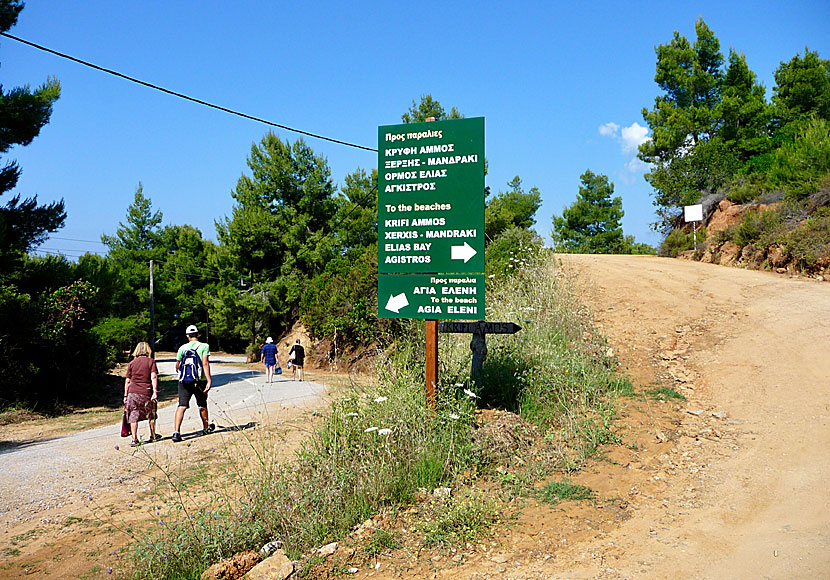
684, 204, 703, 222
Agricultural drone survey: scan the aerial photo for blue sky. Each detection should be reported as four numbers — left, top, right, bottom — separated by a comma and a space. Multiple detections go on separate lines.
4, 0, 828, 259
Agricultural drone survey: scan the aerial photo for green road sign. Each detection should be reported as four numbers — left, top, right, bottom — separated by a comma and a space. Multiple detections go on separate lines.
378, 274, 484, 320
378, 117, 485, 275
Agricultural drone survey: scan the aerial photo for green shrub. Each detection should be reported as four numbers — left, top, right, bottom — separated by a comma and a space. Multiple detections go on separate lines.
660, 227, 705, 257
620, 235, 657, 255
300, 245, 394, 345
92, 314, 148, 357
484, 225, 544, 281
722, 174, 771, 204
420, 491, 502, 547
769, 117, 830, 202
730, 209, 785, 247
777, 207, 830, 269
0, 281, 111, 407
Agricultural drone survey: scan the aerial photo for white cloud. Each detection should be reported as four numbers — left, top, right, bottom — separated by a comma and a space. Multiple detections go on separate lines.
620, 122, 649, 154
599, 121, 651, 180
598, 122, 620, 137
626, 157, 649, 174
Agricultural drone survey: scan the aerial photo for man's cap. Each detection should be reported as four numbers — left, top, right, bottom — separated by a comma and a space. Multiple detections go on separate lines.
266, 337, 273, 343
186, 324, 199, 334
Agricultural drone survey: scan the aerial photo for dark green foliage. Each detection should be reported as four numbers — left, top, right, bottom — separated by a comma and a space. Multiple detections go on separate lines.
620, 235, 657, 255
0, 0, 64, 268
552, 170, 625, 253
659, 227, 705, 257
639, 19, 776, 230
299, 245, 390, 344
401, 94, 463, 123
730, 209, 784, 247
484, 176, 542, 243
335, 168, 377, 250
642, 24, 830, 246
0, 1, 112, 405
772, 49, 830, 133
484, 225, 544, 281
777, 206, 830, 269
0, 269, 109, 407
768, 117, 830, 201
218, 133, 337, 277
722, 174, 772, 204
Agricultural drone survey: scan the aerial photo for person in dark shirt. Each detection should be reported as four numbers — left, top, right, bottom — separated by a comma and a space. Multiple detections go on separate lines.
288, 338, 305, 381
260, 336, 280, 383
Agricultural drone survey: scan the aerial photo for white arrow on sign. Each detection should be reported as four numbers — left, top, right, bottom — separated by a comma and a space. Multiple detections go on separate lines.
385, 293, 409, 313
451, 242, 477, 263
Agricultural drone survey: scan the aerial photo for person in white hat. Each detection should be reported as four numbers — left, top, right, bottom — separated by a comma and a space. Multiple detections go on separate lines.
260, 336, 281, 383
171, 324, 214, 442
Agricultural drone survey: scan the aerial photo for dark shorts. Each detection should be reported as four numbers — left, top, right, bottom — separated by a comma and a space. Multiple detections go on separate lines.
178, 380, 208, 408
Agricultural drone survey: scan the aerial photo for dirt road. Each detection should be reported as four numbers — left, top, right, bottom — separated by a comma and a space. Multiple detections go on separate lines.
543, 254, 830, 579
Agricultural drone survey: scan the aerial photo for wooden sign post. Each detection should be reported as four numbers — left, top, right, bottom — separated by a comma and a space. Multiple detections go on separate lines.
425, 320, 438, 408
439, 321, 522, 386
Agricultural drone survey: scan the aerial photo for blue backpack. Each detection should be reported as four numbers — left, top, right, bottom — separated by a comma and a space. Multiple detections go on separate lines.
178, 344, 202, 383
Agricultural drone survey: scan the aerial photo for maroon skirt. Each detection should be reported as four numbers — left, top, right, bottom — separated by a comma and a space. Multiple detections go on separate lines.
125, 392, 157, 423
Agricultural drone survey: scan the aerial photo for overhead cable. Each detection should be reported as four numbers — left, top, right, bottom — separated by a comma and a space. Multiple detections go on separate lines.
1, 31, 378, 153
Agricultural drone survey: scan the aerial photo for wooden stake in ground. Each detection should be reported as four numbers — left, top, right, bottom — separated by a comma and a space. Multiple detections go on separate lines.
425, 319, 438, 409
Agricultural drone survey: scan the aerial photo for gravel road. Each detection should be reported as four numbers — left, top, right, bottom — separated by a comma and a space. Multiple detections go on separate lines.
0, 356, 325, 531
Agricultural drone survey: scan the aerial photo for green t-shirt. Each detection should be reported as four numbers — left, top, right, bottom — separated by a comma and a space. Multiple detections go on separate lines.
177, 341, 210, 379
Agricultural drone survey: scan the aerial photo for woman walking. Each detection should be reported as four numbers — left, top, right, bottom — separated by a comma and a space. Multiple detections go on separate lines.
260, 336, 281, 383
288, 338, 305, 381
124, 341, 160, 446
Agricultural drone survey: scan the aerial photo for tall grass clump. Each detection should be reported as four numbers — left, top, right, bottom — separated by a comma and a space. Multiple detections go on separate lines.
444, 243, 632, 461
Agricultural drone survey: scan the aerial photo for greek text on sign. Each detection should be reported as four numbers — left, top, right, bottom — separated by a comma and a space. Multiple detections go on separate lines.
378, 117, 485, 275
378, 274, 485, 321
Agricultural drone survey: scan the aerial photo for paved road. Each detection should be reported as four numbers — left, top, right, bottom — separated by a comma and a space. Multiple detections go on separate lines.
0, 356, 326, 527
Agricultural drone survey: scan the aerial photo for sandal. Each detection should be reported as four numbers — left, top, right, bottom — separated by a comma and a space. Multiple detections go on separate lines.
149, 433, 162, 442
130, 439, 140, 447
203, 423, 216, 435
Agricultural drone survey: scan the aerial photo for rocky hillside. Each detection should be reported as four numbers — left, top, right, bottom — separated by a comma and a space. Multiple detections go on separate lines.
674, 189, 830, 280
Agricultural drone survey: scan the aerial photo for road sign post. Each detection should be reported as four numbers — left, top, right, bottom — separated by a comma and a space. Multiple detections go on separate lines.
684, 204, 703, 252
377, 117, 486, 407
439, 322, 522, 386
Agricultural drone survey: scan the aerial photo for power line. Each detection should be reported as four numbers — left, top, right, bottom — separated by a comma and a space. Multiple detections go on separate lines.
1, 31, 378, 153
38, 248, 106, 256
50, 236, 107, 245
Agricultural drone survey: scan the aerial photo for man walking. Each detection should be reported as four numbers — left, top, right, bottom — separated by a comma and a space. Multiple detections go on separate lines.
172, 324, 214, 442
288, 338, 305, 381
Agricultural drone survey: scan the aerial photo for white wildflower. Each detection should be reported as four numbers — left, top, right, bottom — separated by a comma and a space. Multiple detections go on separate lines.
378, 428, 392, 436
449, 414, 460, 420
463, 388, 478, 399
364, 427, 378, 433
374, 396, 388, 403
346, 412, 358, 417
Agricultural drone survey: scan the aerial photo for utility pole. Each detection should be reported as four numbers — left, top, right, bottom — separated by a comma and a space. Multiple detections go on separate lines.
149, 260, 156, 358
